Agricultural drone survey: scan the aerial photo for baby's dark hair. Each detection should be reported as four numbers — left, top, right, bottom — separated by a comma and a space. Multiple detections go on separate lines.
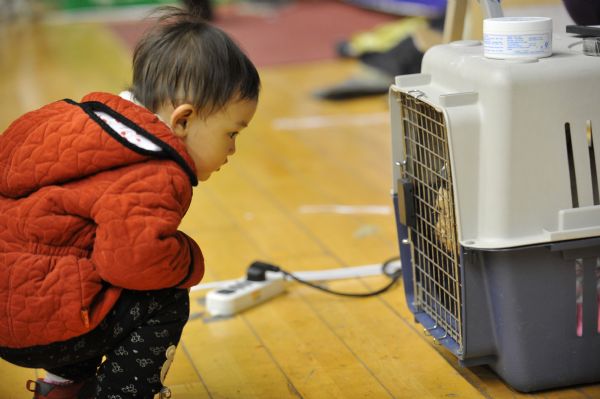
131, 5, 260, 115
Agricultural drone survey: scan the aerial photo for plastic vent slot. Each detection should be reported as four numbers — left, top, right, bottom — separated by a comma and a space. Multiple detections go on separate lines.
397, 91, 463, 348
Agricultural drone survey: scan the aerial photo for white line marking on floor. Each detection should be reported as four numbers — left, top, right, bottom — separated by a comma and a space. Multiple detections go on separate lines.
298, 204, 392, 215
273, 112, 389, 131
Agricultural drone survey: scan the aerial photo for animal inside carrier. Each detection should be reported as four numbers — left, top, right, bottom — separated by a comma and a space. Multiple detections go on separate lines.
390, 7, 600, 393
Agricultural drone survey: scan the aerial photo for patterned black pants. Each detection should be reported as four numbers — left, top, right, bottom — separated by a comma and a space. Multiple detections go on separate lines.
0, 288, 190, 399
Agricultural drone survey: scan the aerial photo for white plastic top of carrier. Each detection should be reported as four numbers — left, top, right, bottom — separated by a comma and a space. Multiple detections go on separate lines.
390, 34, 600, 249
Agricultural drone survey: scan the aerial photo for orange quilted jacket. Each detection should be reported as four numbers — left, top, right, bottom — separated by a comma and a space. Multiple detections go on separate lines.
0, 92, 204, 348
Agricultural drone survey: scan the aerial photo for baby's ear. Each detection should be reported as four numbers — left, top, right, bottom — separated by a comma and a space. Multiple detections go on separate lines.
170, 104, 195, 138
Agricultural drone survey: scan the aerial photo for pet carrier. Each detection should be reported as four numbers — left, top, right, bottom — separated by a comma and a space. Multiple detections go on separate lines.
390, 21, 600, 393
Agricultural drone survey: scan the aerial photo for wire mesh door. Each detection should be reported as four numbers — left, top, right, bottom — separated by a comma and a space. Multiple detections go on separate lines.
396, 91, 463, 348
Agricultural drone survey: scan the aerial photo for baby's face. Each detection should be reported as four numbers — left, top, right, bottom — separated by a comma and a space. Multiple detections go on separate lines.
181, 99, 257, 181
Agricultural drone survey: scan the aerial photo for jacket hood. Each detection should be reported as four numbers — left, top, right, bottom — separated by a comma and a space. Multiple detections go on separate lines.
0, 92, 198, 198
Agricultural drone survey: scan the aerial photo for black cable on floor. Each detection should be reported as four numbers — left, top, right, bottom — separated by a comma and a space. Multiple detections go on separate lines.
247, 257, 401, 298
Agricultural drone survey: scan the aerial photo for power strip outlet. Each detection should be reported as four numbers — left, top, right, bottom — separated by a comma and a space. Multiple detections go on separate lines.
205, 277, 286, 316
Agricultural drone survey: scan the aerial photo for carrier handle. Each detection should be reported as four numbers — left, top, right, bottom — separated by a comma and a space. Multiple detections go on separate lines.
443, 0, 504, 43
398, 178, 416, 229
480, 0, 503, 19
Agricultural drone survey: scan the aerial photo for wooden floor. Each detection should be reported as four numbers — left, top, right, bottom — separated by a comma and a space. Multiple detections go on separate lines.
1, 12, 600, 399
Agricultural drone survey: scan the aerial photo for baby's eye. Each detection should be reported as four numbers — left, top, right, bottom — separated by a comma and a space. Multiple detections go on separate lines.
229, 132, 239, 139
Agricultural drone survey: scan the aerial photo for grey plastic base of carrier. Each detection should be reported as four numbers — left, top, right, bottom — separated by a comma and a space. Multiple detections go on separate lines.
395, 196, 600, 392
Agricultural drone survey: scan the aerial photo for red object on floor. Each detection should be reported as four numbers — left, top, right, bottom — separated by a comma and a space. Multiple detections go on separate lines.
26, 379, 90, 399
108, 0, 395, 67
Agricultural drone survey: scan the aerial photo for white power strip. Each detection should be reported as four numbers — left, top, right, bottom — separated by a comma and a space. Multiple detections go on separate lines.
205, 276, 286, 316
202, 260, 402, 316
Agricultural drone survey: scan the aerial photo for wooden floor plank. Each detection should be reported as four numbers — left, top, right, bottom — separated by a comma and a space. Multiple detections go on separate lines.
183, 295, 297, 399
161, 334, 211, 399
239, 288, 395, 399
0, 360, 39, 399
0, 22, 131, 130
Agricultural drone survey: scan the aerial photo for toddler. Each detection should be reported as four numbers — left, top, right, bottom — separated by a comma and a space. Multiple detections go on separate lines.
0, 4, 259, 399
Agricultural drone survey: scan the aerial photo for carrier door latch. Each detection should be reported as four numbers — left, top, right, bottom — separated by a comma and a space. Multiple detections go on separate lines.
398, 178, 416, 228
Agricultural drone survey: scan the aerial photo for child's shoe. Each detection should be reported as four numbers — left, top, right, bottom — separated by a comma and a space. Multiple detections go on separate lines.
26, 378, 91, 399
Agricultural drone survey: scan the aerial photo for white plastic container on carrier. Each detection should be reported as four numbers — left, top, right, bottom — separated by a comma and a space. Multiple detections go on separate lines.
483, 17, 553, 59
390, 32, 600, 391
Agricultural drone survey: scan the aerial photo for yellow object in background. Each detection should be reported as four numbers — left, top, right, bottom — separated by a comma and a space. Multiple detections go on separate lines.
345, 17, 428, 56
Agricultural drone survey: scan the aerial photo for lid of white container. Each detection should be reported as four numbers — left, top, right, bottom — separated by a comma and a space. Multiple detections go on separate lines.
484, 17, 552, 33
